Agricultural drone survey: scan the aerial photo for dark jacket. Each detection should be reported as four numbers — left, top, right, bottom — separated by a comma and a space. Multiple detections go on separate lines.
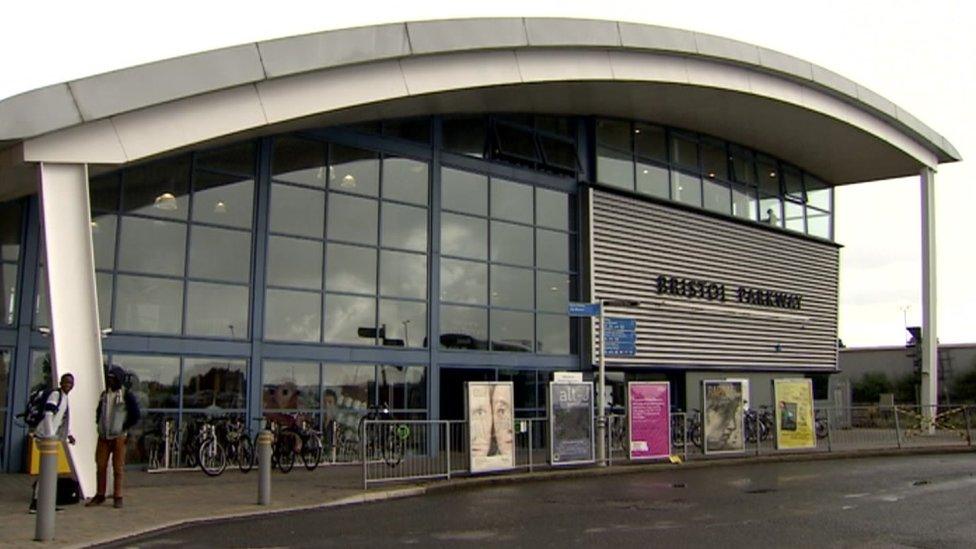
95, 367, 141, 437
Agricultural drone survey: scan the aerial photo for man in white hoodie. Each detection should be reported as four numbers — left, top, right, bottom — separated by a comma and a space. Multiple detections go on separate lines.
29, 373, 76, 513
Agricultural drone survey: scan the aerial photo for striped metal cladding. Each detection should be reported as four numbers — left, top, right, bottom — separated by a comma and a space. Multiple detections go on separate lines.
590, 189, 838, 371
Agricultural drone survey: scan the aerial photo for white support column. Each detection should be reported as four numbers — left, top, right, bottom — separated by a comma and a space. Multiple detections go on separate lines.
37, 163, 104, 498
920, 167, 938, 429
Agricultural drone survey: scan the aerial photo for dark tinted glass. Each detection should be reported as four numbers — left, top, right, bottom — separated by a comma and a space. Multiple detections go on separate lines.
266, 236, 323, 290
114, 354, 180, 408
264, 289, 321, 342
325, 244, 376, 294
381, 203, 427, 252
89, 173, 120, 212
90, 214, 117, 270
670, 135, 699, 171
118, 217, 186, 276
702, 139, 728, 181
635, 123, 666, 162
441, 213, 487, 260
382, 158, 428, 206
382, 118, 430, 143
537, 271, 570, 313
188, 225, 251, 283
443, 116, 486, 157
192, 172, 254, 229
330, 145, 379, 197
327, 194, 377, 245
538, 136, 578, 171
596, 119, 631, 151
495, 123, 540, 161
537, 314, 569, 354
324, 294, 375, 344
122, 157, 190, 220
115, 275, 184, 334
183, 357, 248, 409
490, 310, 533, 352
379, 250, 427, 299
490, 265, 533, 309
1, 264, 15, 326
491, 178, 533, 224
783, 167, 804, 201
378, 300, 427, 348
440, 258, 487, 304
196, 142, 256, 175
441, 168, 487, 215
490, 221, 533, 266
440, 305, 487, 349
0, 201, 22, 261
536, 116, 574, 137
596, 147, 634, 190
272, 136, 327, 188
264, 361, 319, 410
536, 229, 569, 271
406, 366, 427, 408
535, 188, 569, 231
757, 156, 780, 196
730, 146, 757, 185
269, 184, 324, 238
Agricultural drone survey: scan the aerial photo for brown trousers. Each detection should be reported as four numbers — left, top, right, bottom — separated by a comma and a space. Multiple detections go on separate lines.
95, 436, 127, 499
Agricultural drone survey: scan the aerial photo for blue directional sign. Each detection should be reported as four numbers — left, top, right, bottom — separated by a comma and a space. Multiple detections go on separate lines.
568, 302, 601, 317
604, 317, 637, 356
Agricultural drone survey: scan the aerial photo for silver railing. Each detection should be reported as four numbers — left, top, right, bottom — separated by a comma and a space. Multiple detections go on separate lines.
361, 419, 452, 489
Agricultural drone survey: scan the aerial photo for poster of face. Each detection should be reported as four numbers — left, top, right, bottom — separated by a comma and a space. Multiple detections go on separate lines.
467, 382, 515, 473
549, 382, 594, 465
628, 382, 671, 460
773, 378, 816, 450
702, 380, 745, 454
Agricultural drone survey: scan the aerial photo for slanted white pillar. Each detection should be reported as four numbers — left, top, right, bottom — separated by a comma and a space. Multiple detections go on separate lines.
919, 167, 938, 428
37, 163, 104, 498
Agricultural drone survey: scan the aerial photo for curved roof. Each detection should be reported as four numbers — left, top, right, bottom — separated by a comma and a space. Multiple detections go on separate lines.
0, 18, 960, 198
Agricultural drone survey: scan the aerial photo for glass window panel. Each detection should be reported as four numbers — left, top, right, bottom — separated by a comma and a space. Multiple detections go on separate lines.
537, 314, 570, 354
122, 157, 190, 220
28, 351, 53, 395
118, 217, 186, 276
0, 201, 21, 261
188, 225, 251, 283
490, 265, 533, 310
441, 213, 487, 260
635, 123, 666, 162
536, 187, 569, 231
330, 145, 379, 197
324, 294, 376, 345
326, 243, 376, 294
382, 157, 428, 206
443, 116, 486, 157
731, 184, 757, 220
89, 173, 120, 212
406, 366, 427, 409
596, 148, 634, 191
1, 349, 11, 410
784, 201, 805, 233
703, 179, 732, 215
537, 271, 570, 313
494, 123, 540, 161
784, 167, 804, 202
806, 175, 831, 211
538, 136, 578, 172
379, 250, 427, 300
266, 236, 323, 290
269, 183, 325, 239
730, 146, 757, 185
196, 142, 256, 175
636, 162, 669, 199
383, 118, 431, 143
490, 221, 533, 266
113, 354, 180, 408
596, 119, 631, 152
702, 139, 728, 181
327, 193, 378, 245
491, 178, 533, 224
536, 115, 573, 137
96, 272, 112, 330
90, 214, 117, 270
192, 172, 254, 229
272, 136, 327, 188
115, 275, 184, 334
671, 171, 702, 207
381, 202, 427, 252
379, 365, 406, 408
490, 310, 533, 353
442, 168, 487, 215
761, 197, 783, 227
807, 208, 831, 239
183, 357, 248, 409
670, 135, 699, 171
185, 282, 249, 338
379, 300, 427, 348
2, 264, 15, 326
264, 289, 321, 342
536, 230, 569, 271
33, 267, 48, 328
439, 305, 487, 349
264, 360, 319, 410
440, 258, 487, 305
324, 363, 377, 421
757, 156, 780, 196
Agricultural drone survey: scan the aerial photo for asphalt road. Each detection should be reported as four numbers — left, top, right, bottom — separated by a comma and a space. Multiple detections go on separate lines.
105, 454, 976, 548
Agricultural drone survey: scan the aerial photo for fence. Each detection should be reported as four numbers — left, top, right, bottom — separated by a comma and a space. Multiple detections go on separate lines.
361, 405, 975, 487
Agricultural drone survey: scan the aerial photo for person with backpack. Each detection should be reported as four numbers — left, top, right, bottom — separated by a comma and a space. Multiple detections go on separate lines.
86, 366, 140, 509
27, 373, 76, 513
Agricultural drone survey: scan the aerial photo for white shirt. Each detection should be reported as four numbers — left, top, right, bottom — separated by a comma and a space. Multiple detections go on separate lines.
35, 390, 69, 440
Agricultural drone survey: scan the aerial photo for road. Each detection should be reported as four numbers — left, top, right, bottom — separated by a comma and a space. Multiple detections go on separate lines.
104, 454, 976, 548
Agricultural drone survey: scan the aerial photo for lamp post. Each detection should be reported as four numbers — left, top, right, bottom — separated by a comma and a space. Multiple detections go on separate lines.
596, 298, 639, 466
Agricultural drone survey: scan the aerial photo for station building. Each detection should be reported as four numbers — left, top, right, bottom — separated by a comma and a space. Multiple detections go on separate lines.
0, 18, 958, 476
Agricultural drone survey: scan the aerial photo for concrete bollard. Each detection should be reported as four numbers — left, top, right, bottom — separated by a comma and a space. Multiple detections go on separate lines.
34, 438, 60, 541
257, 430, 273, 505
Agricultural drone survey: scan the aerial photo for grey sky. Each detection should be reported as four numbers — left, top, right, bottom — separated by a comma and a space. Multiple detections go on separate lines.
2, 0, 972, 347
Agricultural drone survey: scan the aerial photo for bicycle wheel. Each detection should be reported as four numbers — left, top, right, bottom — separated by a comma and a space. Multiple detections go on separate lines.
382, 425, 406, 467
238, 436, 255, 473
276, 435, 296, 474
302, 435, 323, 471
198, 437, 226, 477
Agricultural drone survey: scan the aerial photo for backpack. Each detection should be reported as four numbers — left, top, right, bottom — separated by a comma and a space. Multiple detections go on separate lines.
17, 388, 59, 429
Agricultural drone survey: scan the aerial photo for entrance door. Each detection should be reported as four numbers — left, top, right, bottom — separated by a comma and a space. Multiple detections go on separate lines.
440, 368, 494, 420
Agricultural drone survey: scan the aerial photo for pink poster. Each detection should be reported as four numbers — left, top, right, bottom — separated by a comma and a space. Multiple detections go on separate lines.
628, 382, 671, 460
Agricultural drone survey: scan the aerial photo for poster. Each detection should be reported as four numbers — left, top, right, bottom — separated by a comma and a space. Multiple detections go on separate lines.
549, 382, 595, 465
628, 382, 671, 460
702, 380, 745, 454
467, 382, 515, 473
773, 378, 816, 450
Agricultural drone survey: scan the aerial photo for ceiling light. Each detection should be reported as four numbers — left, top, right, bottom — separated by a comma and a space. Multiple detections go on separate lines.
90, 221, 99, 233
341, 174, 357, 188
154, 192, 178, 211
634, 129, 641, 134
707, 172, 716, 178
769, 171, 777, 178
213, 201, 227, 214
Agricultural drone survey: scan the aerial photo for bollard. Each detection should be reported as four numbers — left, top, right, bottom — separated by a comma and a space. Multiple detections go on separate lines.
257, 430, 272, 505
34, 438, 60, 541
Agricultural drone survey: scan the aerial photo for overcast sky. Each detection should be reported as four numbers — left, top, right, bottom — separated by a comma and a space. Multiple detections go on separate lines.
2, 0, 972, 348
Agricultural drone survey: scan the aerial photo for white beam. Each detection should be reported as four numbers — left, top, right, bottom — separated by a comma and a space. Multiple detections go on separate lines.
37, 163, 103, 498
920, 167, 938, 422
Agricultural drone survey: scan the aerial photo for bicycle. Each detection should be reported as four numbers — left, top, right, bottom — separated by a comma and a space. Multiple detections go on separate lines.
197, 421, 226, 476
815, 409, 829, 439
281, 418, 324, 471
359, 403, 408, 467
684, 409, 703, 450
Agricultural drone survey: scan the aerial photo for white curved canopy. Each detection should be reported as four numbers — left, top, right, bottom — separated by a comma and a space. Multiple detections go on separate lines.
0, 17, 960, 200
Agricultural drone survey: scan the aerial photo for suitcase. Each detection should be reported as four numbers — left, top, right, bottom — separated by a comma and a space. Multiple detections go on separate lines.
56, 477, 80, 505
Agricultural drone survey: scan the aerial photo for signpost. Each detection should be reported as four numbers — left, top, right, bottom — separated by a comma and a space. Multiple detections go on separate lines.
604, 317, 636, 357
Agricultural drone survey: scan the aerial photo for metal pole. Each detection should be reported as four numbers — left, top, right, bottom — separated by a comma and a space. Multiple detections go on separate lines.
754, 413, 761, 456
682, 413, 688, 461
528, 420, 534, 473
361, 421, 368, 490
893, 406, 903, 449
826, 408, 833, 452
445, 421, 451, 480
919, 167, 938, 434
596, 301, 606, 466
964, 406, 973, 448
34, 438, 59, 541
257, 430, 272, 505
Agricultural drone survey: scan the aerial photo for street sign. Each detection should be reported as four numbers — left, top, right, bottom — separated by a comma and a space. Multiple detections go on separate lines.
569, 302, 601, 317
604, 317, 636, 356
